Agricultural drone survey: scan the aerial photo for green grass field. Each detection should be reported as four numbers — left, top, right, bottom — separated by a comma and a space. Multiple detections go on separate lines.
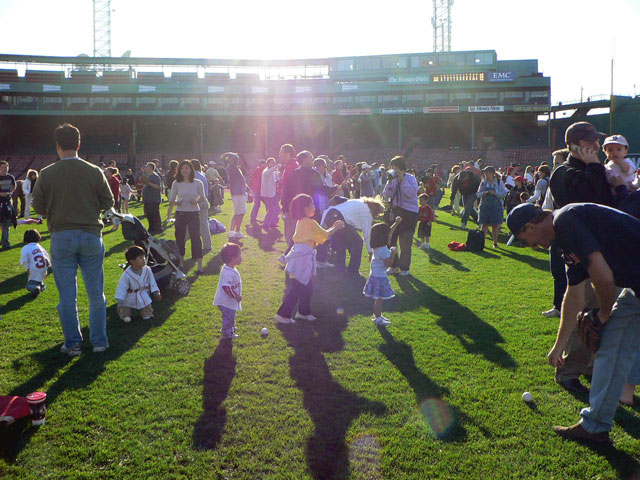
1, 196, 639, 479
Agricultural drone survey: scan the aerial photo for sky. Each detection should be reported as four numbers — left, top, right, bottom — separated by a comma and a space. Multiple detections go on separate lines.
0, 0, 639, 104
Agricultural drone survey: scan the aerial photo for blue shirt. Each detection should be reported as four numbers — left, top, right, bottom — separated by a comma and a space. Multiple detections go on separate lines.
553, 203, 640, 290
195, 170, 209, 198
370, 246, 391, 277
383, 173, 419, 213
142, 172, 162, 204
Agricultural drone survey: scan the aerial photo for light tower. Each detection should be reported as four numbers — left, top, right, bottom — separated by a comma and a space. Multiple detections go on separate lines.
431, 0, 453, 52
93, 0, 111, 57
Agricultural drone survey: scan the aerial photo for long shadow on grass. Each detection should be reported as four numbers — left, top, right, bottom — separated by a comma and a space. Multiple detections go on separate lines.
394, 276, 517, 370
425, 247, 470, 272
0, 278, 193, 462
0, 271, 29, 298
494, 245, 550, 272
377, 327, 468, 441
583, 441, 640, 479
192, 338, 236, 450
280, 323, 387, 479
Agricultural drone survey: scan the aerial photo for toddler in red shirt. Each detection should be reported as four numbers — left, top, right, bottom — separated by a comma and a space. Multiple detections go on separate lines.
417, 193, 434, 250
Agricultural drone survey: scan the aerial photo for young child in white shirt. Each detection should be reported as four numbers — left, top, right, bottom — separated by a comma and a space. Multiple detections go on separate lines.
114, 246, 161, 322
120, 180, 136, 214
603, 135, 636, 189
19, 229, 50, 298
213, 243, 243, 339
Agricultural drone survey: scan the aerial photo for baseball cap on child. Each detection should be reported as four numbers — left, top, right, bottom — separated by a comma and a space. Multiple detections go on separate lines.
602, 135, 629, 149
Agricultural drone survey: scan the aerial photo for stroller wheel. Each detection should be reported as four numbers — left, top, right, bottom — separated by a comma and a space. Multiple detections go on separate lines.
175, 279, 190, 296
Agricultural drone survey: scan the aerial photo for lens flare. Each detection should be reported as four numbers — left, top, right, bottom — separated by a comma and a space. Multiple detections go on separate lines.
417, 398, 454, 438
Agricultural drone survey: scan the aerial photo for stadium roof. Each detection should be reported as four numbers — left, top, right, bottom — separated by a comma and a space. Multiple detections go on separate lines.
0, 50, 498, 68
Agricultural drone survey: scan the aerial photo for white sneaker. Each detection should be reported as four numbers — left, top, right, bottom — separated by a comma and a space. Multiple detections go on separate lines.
235, 232, 248, 239
425, 242, 430, 250
295, 313, 317, 322
142, 316, 153, 321
386, 267, 401, 275
316, 261, 335, 269
274, 314, 295, 324
542, 308, 561, 318
121, 316, 131, 323
228, 231, 237, 239
461, 222, 467, 229
399, 270, 410, 276
373, 316, 391, 326
93, 345, 109, 353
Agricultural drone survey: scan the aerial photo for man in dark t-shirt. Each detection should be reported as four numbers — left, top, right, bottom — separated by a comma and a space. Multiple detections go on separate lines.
507, 203, 640, 444
0, 161, 17, 248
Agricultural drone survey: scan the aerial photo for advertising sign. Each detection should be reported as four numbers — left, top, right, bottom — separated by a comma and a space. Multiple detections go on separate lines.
468, 106, 504, 112
91, 85, 109, 93
381, 107, 415, 115
423, 106, 459, 113
488, 71, 515, 82
339, 108, 372, 116
208, 86, 225, 93
387, 75, 430, 85
295, 86, 312, 93
139, 85, 156, 93
513, 105, 550, 112
341, 84, 358, 92
0, 84, 10, 91
43, 84, 61, 92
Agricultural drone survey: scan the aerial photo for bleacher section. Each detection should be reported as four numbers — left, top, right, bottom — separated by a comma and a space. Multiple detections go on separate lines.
2, 147, 552, 181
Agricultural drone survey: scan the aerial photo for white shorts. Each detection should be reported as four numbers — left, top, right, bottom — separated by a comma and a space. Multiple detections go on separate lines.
231, 194, 247, 215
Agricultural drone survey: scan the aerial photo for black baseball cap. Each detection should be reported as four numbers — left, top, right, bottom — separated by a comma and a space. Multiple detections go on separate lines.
506, 203, 543, 236
565, 122, 606, 145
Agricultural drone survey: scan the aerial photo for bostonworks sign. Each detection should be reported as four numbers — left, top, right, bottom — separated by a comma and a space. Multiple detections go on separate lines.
487, 71, 515, 82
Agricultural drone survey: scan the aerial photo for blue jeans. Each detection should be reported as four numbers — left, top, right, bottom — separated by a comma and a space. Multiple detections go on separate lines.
460, 193, 478, 225
50, 230, 108, 349
580, 288, 640, 433
26, 280, 45, 292
1, 216, 11, 248
218, 306, 237, 336
262, 195, 280, 228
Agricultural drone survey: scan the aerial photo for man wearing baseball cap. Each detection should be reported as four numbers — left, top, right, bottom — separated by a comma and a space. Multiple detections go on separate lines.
547, 121, 615, 395
507, 202, 640, 443
549, 121, 613, 209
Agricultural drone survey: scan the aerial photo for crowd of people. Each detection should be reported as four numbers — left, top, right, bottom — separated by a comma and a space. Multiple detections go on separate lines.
3, 119, 640, 448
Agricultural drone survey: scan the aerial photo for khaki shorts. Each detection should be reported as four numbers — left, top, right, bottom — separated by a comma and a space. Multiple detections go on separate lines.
232, 194, 247, 215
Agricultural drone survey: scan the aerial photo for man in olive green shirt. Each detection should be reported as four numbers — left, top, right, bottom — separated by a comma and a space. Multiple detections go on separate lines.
32, 123, 114, 356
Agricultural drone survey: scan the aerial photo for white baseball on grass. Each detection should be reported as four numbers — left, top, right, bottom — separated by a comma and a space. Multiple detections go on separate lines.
522, 392, 533, 403
261, 327, 269, 336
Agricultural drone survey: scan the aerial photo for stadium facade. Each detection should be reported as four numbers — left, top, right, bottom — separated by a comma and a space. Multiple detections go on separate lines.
0, 50, 551, 173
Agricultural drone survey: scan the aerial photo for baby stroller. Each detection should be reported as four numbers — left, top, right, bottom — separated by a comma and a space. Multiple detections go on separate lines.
105, 209, 191, 296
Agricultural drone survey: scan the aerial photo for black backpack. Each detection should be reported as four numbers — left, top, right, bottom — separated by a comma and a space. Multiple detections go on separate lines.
466, 229, 485, 252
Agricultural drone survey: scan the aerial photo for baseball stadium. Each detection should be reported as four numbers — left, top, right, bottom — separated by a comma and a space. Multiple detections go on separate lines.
2, 1, 640, 479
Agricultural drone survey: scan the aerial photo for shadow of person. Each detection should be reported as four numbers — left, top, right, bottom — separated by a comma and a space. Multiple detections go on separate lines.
0, 276, 193, 462
494, 245, 550, 272
0, 290, 38, 316
0, 271, 29, 298
192, 338, 236, 450
257, 227, 282, 253
377, 327, 468, 442
105, 239, 131, 257
393, 276, 517, 370
279, 320, 386, 479
426, 248, 470, 272
582, 439, 640, 479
